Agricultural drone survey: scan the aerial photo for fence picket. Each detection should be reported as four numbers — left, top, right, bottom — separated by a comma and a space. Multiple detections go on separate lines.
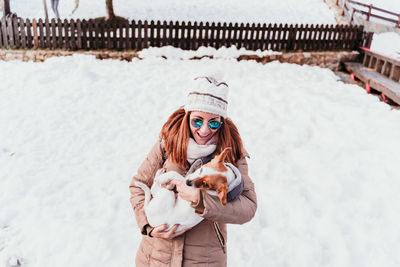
70, 19, 77, 49
76, 19, 82, 49
13, 16, 21, 48
19, 18, 26, 48
0, 19, 3, 47
131, 20, 137, 49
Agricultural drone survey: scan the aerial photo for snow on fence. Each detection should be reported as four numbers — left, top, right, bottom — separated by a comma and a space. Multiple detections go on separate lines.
0, 17, 372, 51
337, 0, 400, 27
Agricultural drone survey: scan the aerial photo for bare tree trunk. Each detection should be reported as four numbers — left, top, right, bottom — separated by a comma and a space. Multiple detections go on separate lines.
105, 0, 115, 20
2, 0, 11, 17
43, 0, 49, 19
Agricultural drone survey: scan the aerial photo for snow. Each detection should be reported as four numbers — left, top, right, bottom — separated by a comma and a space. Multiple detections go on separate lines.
370, 32, 400, 58
1, 53, 400, 267
10, 0, 337, 24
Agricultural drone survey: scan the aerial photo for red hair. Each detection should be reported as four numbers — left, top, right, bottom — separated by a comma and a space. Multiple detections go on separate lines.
161, 108, 245, 169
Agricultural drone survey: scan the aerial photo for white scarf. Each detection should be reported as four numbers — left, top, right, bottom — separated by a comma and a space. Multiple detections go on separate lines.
187, 137, 216, 164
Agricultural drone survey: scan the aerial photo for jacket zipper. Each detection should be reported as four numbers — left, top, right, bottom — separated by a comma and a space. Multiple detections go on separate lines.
213, 222, 226, 254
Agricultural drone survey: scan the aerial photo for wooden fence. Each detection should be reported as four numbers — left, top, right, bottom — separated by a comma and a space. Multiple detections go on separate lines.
337, 0, 400, 27
0, 17, 371, 51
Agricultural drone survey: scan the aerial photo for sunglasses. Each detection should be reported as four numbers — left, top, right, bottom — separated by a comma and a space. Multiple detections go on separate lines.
190, 118, 222, 130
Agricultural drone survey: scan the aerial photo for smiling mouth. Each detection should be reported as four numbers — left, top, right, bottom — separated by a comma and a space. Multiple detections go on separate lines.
197, 133, 210, 138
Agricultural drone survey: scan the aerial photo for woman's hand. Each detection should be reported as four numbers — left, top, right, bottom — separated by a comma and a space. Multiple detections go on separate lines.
150, 224, 191, 239
167, 180, 200, 203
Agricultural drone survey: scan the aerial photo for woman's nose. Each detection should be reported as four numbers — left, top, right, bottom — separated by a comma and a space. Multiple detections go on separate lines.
199, 124, 212, 134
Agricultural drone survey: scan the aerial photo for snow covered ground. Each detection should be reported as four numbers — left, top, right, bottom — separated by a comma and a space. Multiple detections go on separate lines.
1, 53, 400, 267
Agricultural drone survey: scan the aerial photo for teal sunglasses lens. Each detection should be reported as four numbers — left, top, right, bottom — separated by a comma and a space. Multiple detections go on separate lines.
208, 120, 221, 130
191, 118, 203, 128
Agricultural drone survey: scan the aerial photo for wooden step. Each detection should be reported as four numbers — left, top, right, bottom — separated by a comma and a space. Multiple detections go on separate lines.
344, 62, 400, 105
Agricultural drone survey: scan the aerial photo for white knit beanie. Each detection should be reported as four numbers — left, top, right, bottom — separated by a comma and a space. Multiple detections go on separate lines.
184, 76, 229, 118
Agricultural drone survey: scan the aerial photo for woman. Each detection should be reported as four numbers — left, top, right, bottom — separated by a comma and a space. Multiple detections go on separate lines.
129, 76, 257, 266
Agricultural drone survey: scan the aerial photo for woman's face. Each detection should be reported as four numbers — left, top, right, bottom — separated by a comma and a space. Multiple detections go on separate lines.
189, 111, 222, 145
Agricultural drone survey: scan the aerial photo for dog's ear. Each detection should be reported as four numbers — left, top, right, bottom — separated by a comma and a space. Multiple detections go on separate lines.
216, 184, 228, 206
215, 147, 232, 163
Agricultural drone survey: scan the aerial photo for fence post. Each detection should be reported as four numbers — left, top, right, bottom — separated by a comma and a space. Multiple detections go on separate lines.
2, 0, 11, 17
350, 9, 355, 24
341, 0, 346, 16
32, 18, 38, 48
367, 4, 372, 21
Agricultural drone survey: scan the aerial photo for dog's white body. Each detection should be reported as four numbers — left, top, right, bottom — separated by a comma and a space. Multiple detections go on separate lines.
135, 170, 203, 232
135, 157, 241, 233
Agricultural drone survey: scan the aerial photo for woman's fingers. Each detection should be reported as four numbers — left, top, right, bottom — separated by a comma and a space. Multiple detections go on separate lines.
151, 224, 191, 239
171, 226, 192, 238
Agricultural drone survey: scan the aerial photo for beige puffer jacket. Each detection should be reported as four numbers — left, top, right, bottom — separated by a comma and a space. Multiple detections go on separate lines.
129, 139, 257, 267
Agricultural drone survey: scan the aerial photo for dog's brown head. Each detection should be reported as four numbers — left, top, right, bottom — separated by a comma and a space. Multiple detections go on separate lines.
190, 147, 232, 205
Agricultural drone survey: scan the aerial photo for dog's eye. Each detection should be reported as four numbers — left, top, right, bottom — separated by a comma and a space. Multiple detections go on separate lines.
202, 182, 208, 187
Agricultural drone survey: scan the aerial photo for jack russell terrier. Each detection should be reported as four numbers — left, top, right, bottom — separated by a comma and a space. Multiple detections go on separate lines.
135, 148, 243, 232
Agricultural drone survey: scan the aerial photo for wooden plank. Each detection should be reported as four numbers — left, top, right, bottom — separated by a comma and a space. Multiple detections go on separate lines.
249, 23, 256, 50
13, 16, 20, 48
149, 20, 155, 47
215, 22, 221, 49
180, 21, 186, 49
112, 20, 118, 49
276, 23, 283, 51
57, 19, 63, 48
70, 19, 76, 50
38, 19, 45, 48
107, 20, 113, 50
1, 17, 9, 47
63, 19, 69, 49
118, 20, 125, 50
187, 21, 193, 50
124, 20, 130, 50
86, 19, 93, 49
0, 19, 3, 47
221, 22, 227, 49
7, 17, 14, 47
155, 20, 161, 47
93, 19, 99, 49
1, 17, 8, 47
161, 20, 167, 48
50, 19, 56, 49
44, 19, 50, 48
167, 20, 173, 47
80, 19, 87, 49
143, 20, 149, 49
76, 19, 82, 49
26, 19, 32, 48
257, 23, 265, 50
20, 18, 27, 49
137, 20, 143, 49
195, 21, 202, 50
100, 20, 106, 49
131, 20, 136, 49
344, 62, 400, 104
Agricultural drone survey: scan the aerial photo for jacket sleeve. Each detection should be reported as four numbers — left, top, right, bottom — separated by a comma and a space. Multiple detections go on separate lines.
129, 140, 164, 234
191, 156, 257, 224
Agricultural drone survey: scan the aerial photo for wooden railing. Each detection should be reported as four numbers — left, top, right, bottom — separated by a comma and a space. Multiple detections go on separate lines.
361, 47, 400, 82
0, 17, 371, 51
337, 0, 400, 28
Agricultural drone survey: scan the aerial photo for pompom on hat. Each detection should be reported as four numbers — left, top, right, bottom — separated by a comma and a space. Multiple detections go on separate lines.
184, 76, 229, 118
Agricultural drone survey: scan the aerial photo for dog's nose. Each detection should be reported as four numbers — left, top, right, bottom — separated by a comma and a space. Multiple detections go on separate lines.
186, 180, 192, 186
